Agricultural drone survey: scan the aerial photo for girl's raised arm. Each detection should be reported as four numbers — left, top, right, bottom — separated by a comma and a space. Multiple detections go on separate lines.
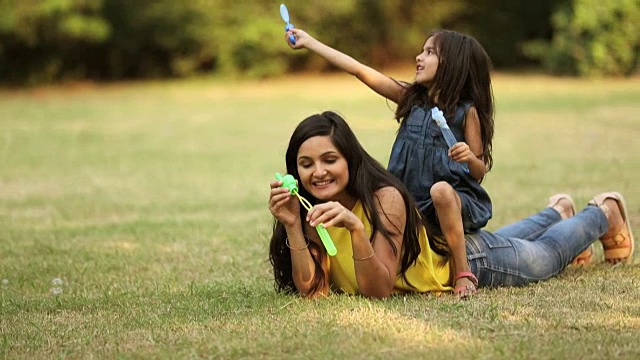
287, 28, 405, 104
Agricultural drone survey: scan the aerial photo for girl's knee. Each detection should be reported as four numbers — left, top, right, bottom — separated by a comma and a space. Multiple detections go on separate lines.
430, 182, 457, 205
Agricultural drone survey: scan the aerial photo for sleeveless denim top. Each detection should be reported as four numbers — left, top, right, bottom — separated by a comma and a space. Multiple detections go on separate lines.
387, 103, 492, 233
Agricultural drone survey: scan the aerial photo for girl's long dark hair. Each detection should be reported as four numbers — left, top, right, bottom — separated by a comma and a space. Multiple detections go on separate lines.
395, 30, 495, 173
269, 111, 423, 294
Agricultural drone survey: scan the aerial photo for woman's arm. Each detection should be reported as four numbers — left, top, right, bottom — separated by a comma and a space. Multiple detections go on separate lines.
284, 222, 329, 298
353, 187, 404, 298
287, 28, 405, 104
307, 187, 405, 299
269, 180, 329, 297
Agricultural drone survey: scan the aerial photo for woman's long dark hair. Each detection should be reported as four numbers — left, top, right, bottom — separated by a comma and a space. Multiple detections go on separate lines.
269, 111, 423, 294
395, 30, 495, 173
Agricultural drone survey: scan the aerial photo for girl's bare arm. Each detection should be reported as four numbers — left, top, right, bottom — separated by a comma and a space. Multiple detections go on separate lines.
287, 28, 405, 103
450, 106, 487, 182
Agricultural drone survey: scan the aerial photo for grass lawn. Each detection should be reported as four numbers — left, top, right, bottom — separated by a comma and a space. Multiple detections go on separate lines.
0, 72, 639, 359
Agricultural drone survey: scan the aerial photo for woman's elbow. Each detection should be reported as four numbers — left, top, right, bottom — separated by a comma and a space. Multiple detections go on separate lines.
299, 286, 329, 299
360, 290, 392, 300
363, 292, 390, 300
359, 282, 395, 300
301, 290, 328, 299
294, 279, 329, 299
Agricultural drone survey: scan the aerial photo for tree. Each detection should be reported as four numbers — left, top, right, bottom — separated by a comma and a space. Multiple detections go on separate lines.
523, 0, 639, 76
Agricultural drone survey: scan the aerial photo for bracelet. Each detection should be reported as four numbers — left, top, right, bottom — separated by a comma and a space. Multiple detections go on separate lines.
286, 236, 309, 251
353, 251, 375, 261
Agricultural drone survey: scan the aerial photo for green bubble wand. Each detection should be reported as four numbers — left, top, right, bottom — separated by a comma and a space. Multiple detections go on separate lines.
275, 173, 338, 256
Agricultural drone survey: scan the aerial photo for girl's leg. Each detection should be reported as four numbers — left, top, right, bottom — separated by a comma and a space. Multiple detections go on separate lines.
466, 205, 608, 288
431, 182, 476, 298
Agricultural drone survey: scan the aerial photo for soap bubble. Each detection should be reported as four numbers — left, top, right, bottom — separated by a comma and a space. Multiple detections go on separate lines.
50, 287, 63, 295
50, 278, 64, 296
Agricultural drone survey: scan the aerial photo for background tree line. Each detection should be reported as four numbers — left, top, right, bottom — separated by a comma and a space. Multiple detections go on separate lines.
0, 0, 637, 85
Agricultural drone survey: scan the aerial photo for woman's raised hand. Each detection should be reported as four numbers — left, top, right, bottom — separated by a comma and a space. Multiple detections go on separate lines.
269, 180, 301, 227
306, 201, 364, 232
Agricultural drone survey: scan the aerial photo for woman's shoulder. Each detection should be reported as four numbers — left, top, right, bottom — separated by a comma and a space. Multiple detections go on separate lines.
374, 185, 401, 197
373, 186, 405, 210
372, 186, 408, 228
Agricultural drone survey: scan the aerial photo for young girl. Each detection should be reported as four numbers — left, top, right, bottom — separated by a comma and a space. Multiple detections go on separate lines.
285, 28, 494, 298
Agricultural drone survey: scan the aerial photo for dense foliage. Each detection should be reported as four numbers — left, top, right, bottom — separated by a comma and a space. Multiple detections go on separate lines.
0, 0, 637, 84
522, 0, 639, 76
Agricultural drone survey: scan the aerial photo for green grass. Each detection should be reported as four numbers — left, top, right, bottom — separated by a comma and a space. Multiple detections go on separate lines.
1, 73, 639, 359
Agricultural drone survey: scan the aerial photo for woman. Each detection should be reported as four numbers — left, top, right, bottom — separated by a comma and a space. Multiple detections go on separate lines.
267, 111, 634, 299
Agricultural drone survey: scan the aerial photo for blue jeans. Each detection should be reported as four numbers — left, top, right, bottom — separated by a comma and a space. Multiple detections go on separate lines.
465, 206, 608, 288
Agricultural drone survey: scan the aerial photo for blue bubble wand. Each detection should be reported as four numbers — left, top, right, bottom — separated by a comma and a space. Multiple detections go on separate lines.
279, 4, 296, 45
430, 107, 470, 173
275, 173, 338, 256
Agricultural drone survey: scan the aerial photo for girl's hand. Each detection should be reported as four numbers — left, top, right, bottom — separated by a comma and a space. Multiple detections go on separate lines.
269, 180, 300, 227
306, 201, 364, 232
285, 28, 312, 49
449, 142, 475, 163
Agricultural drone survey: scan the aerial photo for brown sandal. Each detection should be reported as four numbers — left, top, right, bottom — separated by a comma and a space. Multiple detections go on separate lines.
548, 194, 594, 265
589, 192, 635, 264
571, 245, 594, 266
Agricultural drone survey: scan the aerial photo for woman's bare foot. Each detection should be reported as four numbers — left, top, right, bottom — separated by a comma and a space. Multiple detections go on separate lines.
548, 193, 575, 220
548, 194, 593, 265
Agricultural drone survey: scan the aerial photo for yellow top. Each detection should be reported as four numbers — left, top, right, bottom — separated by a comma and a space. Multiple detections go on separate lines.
327, 200, 453, 295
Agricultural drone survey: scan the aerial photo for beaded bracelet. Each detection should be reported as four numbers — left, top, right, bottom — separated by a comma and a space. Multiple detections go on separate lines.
286, 236, 310, 251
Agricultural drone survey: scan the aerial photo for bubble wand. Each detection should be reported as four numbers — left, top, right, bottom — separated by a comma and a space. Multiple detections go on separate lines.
275, 173, 338, 256
430, 107, 470, 173
279, 4, 296, 45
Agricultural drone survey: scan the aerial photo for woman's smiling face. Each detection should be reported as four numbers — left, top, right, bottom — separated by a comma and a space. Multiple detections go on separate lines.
296, 135, 350, 202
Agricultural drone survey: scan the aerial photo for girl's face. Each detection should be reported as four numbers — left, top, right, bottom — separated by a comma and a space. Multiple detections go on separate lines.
415, 36, 439, 86
296, 135, 350, 203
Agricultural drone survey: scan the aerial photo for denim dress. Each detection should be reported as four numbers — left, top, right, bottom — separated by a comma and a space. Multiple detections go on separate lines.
388, 103, 492, 233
